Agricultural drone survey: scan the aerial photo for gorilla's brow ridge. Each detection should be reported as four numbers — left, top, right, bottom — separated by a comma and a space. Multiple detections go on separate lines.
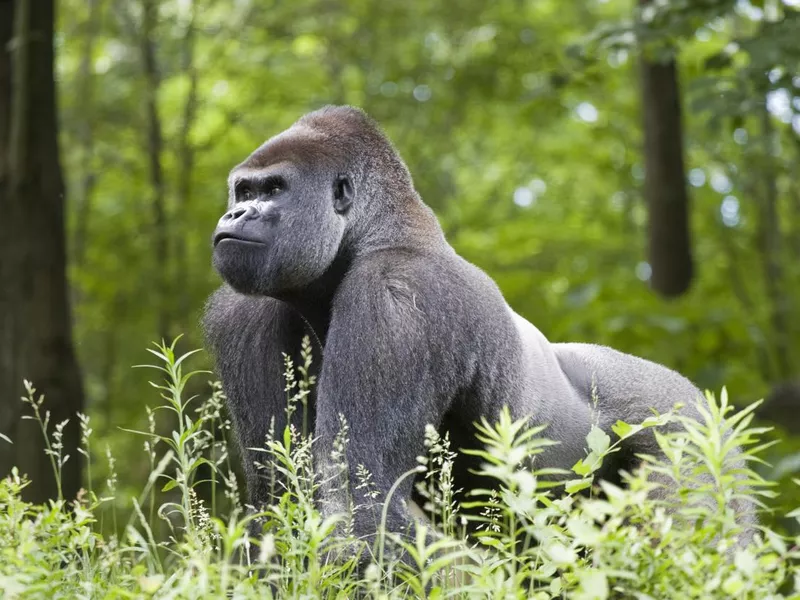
228, 163, 293, 186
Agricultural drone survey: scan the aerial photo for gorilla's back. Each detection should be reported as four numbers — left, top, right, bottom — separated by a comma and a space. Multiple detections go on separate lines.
504, 307, 703, 468
552, 342, 703, 428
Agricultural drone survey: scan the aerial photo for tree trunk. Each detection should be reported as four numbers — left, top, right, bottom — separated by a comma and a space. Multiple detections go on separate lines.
72, 0, 101, 268
757, 106, 791, 380
175, 4, 197, 330
0, 0, 17, 481
140, 0, 170, 342
0, 0, 85, 503
638, 0, 693, 298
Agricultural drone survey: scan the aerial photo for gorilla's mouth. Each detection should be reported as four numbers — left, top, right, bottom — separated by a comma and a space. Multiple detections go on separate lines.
213, 232, 267, 247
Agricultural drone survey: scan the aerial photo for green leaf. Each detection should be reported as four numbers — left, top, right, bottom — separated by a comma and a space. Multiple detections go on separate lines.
572, 458, 592, 477
283, 426, 291, 451
565, 478, 593, 494
586, 425, 610, 454
577, 569, 608, 599
544, 541, 576, 566
611, 420, 633, 438
734, 549, 757, 578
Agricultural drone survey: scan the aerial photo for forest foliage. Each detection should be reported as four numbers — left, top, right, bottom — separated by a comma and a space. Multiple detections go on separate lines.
1, 0, 800, 596
0, 343, 793, 599
52, 0, 800, 501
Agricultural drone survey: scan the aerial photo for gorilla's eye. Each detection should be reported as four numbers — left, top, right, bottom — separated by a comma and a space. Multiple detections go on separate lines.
234, 176, 285, 202
264, 176, 285, 197
236, 183, 255, 202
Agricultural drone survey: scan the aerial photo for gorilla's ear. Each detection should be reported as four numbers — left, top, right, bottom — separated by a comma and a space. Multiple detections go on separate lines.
333, 174, 354, 214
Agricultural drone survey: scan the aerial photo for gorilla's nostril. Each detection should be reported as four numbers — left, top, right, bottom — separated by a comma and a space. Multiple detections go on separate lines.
223, 205, 258, 223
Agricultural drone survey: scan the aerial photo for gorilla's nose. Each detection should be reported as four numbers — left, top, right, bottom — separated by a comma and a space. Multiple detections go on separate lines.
219, 204, 259, 226
213, 203, 279, 247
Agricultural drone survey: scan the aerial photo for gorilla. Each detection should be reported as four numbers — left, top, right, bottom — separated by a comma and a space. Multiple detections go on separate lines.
203, 105, 755, 551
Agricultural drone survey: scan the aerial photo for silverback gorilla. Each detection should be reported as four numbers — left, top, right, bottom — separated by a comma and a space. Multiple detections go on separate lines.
203, 105, 754, 549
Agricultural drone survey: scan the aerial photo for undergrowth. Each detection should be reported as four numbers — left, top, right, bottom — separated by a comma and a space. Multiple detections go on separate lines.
1, 339, 798, 599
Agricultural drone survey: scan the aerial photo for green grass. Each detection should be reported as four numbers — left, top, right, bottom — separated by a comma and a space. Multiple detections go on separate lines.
1, 339, 798, 599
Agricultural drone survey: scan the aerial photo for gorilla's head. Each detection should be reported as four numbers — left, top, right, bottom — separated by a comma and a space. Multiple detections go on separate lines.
211, 106, 418, 297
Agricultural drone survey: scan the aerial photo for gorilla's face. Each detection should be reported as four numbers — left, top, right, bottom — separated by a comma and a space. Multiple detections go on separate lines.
212, 128, 354, 297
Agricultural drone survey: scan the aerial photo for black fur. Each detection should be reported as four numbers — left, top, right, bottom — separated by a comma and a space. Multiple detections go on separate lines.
203, 106, 755, 551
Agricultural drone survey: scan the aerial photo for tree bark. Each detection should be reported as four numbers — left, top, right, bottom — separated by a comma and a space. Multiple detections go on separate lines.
140, 0, 170, 342
72, 0, 101, 268
175, 3, 197, 329
0, 0, 17, 482
757, 106, 791, 380
0, 1, 11, 158
638, 0, 693, 298
0, 0, 85, 503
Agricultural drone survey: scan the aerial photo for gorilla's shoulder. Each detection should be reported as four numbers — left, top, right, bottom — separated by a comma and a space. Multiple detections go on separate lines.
332, 248, 507, 324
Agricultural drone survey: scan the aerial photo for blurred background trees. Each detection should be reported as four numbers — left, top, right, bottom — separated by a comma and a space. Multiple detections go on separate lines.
0, 0, 84, 503
1, 0, 799, 517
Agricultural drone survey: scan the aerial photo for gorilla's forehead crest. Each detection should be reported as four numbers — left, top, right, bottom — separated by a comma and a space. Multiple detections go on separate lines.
297, 105, 383, 138
238, 125, 326, 171
237, 105, 390, 172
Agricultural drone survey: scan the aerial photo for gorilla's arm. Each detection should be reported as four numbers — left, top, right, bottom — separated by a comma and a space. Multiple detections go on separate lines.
203, 286, 314, 507
314, 262, 449, 541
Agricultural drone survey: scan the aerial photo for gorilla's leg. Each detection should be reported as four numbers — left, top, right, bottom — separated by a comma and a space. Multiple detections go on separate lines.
554, 343, 758, 538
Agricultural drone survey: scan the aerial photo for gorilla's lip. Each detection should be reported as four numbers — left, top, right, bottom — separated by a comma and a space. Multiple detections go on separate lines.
213, 232, 267, 247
